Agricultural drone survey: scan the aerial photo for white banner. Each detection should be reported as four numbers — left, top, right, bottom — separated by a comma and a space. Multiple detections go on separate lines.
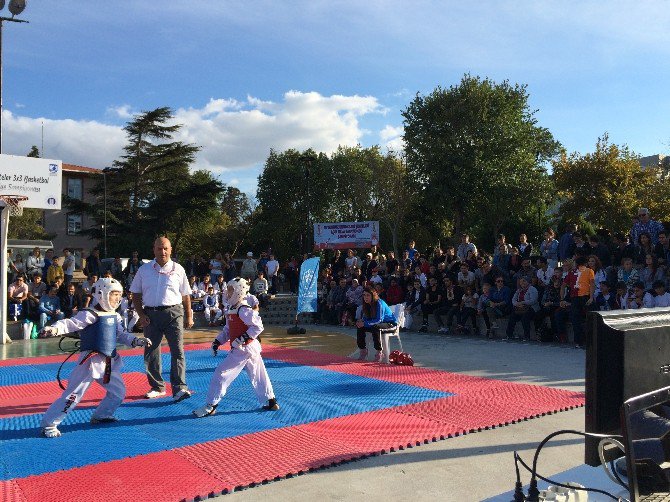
0, 154, 63, 210
313, 221, 379, 250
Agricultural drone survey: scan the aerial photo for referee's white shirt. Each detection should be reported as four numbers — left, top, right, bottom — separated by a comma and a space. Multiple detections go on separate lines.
130, 259, 192, 307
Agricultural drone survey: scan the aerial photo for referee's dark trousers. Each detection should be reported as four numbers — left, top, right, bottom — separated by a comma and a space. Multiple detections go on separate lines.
144, 305, 187, 395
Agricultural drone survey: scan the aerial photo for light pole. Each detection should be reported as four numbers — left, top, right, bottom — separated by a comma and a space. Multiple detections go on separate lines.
102, 166, 120, 257
0, 0, 28, 154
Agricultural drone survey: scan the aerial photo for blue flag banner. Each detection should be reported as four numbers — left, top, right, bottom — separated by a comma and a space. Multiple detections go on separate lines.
297, 257, 320, 314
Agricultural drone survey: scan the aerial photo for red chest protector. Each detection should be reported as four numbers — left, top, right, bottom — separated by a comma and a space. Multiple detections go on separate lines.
226, 305, 251, 343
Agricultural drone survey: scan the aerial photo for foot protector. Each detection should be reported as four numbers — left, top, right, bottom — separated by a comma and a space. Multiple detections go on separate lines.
41, 426, 61, 438
193, 404, 218, 418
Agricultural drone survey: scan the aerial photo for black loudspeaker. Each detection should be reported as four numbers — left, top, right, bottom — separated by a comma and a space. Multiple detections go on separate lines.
585, 307, 670, 465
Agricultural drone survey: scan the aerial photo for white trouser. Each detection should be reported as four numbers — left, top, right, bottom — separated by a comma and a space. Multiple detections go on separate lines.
41, 355, 126, 428
206, 339, 274, 407
205, 307, 223, 322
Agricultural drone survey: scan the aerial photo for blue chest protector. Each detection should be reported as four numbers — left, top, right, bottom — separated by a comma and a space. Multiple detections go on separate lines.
79, 310, 118, 357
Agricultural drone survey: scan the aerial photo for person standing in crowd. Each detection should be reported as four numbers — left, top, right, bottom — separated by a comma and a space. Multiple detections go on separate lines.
26, 247, 44, 279
570, 256, 595, 349
124, 251, 142, 288
655, 231, 670, 267
493, 234, 513, 257
265, 253, 280, 295
62, 248, 76, 285
539, 229, 559, 269
355, 286, 398, 362
558, 224, 577, 264
209, 252, 224, 283
84, 248, 102, 278
518, 234, 533, 259
42, 249, 54, 278
241, 252, 257, 281
46, 256, 64, 286
631, 207, 665, 245
130, 237, 193, 403
457, 233, 477, 261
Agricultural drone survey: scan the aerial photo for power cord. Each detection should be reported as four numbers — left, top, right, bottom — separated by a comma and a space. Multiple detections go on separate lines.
519, 429, 625, 501
598, 437, 628, 490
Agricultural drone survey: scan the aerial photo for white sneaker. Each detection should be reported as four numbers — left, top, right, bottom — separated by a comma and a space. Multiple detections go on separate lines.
41, 426, 61, 438
193, 404, 217, 418
144, 389, 167, 399
173, 389, 192, 403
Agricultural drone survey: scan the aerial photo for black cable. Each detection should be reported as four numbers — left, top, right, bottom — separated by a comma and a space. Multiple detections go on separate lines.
528, 429, 623, 501
516, 453, 621, 501
56, 334, 81, 390
513, 452, 526, 501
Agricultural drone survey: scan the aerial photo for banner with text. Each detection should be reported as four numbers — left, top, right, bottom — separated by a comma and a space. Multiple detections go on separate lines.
0, 154, 63, 210
313, 221, 379, 250
297, 257, 321, 314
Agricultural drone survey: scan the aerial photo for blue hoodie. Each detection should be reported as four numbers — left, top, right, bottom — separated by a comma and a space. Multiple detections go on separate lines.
363, 299, 397, 327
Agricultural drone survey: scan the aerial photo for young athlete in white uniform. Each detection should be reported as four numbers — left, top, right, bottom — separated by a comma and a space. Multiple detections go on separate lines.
39, 278, 151, 438
193, 277, 279, 417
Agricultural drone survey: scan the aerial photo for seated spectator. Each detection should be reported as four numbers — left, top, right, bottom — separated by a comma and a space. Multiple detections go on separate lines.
213, 274, 227, 295
623, 281, 651, 309
613, 282, 628, 310
386, 277, 404, 306
594, 281, 617, 311
485, 276, 512, 332
434, 276, 462, 334
617, 258, 639, 293
573, 232, 592, 258
587, 255, 607, 297
493, 244, 510, 275
355, 286, 398, 362
328, 278, 348, 325
534, 256, 554, 299
46, 256, 64, 286
413, 265, 427, 288
38, 286, 65, 329
203, 285, 224, 325
588, 235, 611, 268
635, 232, 655, 267
344, 278, 364, 325
655, 231, 670, 267
653, 280, 670, 308
506, 277, 539, 341
640, 254, 665, 291
494, 234, 513, 257
535, 275, 562, 340
26, 273, 47, 319
464, 249, 479, 271
612, 233, 635, 268
59, 283, 83, 319
374, 282, 386, 301
513, 258, 536, 287
110, 257, 124, 282
456, 284, 479, 335
404, 279, 425, 329
518, 233, 533, 259
539, 229, 559, 268
508, 247, 522, 273
420, 276, 443, 332
198, 274, 213, 295
252, 271, 270, 307
188, 275, 203, 298
8, 275, 29, 321
457, 262, 476, 289
80, 274, 99, 308
369, 268, 383, 285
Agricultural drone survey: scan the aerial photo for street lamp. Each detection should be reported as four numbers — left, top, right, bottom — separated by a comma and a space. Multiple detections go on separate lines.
0, 0, 28, 153
102, 166, 121, 257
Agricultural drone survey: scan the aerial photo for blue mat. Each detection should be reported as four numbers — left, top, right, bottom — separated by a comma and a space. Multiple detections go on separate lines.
0, 349, 449, 480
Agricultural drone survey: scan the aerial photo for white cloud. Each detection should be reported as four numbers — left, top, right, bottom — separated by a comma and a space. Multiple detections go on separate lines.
379, 125, 404, 152
2, 91, 388, 188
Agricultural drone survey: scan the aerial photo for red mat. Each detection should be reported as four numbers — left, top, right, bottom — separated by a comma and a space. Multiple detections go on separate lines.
0, 343, 584, 502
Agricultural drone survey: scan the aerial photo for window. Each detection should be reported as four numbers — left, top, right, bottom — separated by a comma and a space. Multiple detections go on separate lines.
67, 178, 83, 200
67, 213, 82, 235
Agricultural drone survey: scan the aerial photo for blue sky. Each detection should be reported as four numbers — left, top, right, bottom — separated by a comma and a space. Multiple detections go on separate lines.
2, 1, 669, 194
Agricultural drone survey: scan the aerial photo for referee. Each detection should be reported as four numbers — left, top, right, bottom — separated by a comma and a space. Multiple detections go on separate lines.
130, 237, 194, 402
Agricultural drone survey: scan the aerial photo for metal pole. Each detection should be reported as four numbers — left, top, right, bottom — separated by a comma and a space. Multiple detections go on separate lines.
1, 204, 10, 344
103, 171, 107, 258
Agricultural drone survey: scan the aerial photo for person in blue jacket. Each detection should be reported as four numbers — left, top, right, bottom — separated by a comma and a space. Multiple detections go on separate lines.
355, 286, 397, 362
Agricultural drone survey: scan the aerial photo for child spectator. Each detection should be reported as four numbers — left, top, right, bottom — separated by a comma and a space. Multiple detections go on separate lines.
456, 285, 479, 335
653, 280, 670, 308
251, 271, 270, 309
421, 276, 443, 332
594, 281, 617, 311
204, 285, 224, 325
477, 282, 494, 338
617, 258, 639, 293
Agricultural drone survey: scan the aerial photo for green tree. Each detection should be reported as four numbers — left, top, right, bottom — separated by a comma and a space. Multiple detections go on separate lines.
552, 134, 656, 234
67, 107, 220, 257
402, 74, 560, 243
27, 146, 39, 158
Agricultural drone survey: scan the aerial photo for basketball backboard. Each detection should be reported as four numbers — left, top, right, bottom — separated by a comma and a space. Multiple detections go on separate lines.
0, 154, 62, 210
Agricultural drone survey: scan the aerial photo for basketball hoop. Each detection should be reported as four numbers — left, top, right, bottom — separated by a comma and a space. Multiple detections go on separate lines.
0, 195, 28, 217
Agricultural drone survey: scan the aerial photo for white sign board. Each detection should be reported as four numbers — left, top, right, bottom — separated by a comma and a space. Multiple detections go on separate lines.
313, 221, 379, 250
0, 154, 63, 209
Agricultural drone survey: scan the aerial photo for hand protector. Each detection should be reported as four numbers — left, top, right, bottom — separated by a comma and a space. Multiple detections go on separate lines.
231, 332, 252, 350
132, 337, 152, 348
212, 338, 222, 356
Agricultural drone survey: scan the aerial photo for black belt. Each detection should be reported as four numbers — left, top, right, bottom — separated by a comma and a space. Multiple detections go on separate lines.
145, 304, 180, 311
